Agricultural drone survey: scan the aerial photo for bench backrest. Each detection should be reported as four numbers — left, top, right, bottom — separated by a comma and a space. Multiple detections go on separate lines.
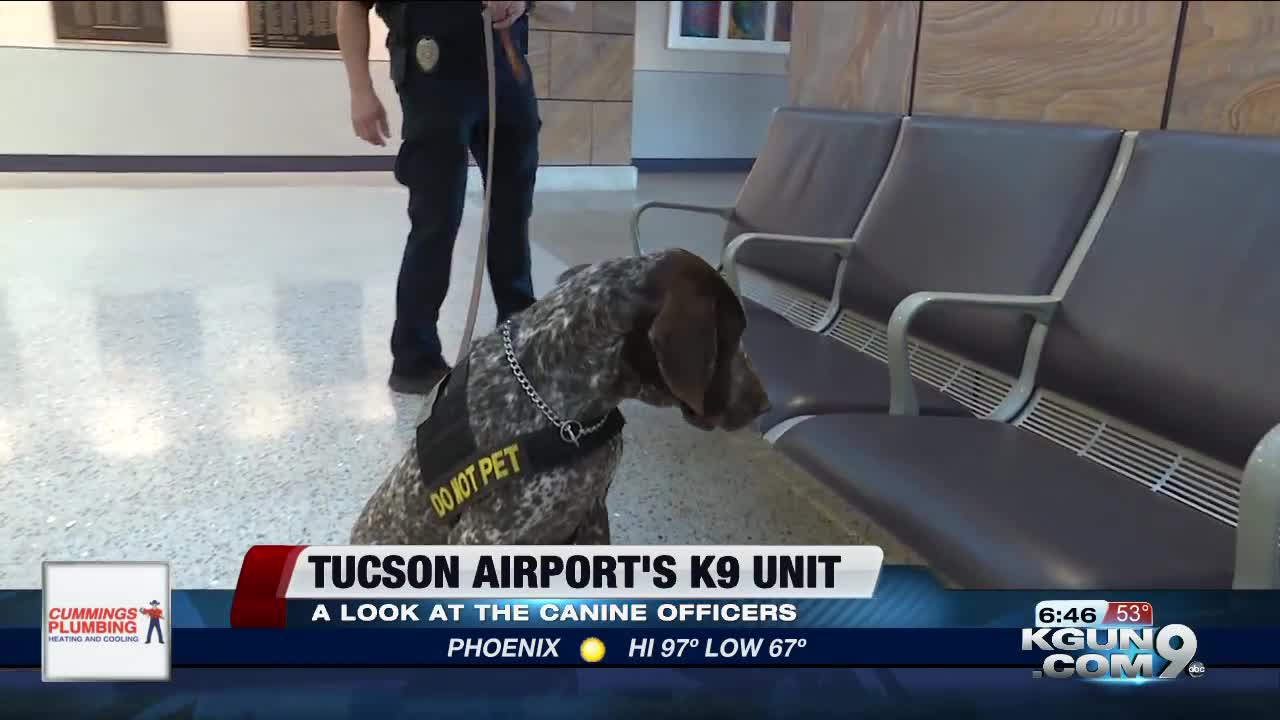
1038, 131, 1280, 468
838, 115, 1122, 374
730, 108, 902, 299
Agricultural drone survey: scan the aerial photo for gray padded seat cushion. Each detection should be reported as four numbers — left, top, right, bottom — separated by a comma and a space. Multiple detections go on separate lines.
1039, 131, 1280, 468
742, 297, 792, 329
737, 244, 844, 304
777, 414, 1235, 589
743, 312, 969, 430
732, 109, 902, 299
840, 115, 1122, 373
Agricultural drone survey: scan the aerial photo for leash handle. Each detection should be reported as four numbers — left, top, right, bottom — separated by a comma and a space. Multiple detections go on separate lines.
499, 28, 526, 84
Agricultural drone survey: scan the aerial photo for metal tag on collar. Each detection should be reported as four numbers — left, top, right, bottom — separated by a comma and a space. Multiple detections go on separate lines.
559, 421, 583, 446
415, 37, 440, 73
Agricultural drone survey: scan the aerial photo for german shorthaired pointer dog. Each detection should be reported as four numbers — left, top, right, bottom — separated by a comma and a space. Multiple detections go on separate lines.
351, 249, 770, 545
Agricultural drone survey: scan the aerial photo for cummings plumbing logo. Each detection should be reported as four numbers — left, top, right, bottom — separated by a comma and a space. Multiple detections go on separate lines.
42, 562, 171, 682
46, 599, 166, 645
47, 605, 143, 642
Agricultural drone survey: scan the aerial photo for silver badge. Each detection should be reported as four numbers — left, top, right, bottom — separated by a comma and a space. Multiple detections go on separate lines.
415, 37, 440, 73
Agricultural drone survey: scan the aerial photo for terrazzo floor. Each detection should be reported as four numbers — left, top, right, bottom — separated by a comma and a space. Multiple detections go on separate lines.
0, 172, 881, 588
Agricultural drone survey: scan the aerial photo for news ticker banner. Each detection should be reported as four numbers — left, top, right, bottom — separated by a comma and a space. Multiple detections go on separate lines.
4, 547, 1280, 680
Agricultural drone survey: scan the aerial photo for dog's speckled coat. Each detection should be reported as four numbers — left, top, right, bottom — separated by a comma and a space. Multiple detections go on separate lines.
351, 250, 757, 546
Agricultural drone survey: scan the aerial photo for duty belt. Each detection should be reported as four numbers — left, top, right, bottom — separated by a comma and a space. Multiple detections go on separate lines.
416, 354, 626, 522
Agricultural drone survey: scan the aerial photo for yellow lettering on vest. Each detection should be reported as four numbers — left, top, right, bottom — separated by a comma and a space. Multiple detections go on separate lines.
430, 491, 449, 518
429, 444, 530, 519
450, 473, 470, 501
504, 444, 521, 473
436, 486, 456, 512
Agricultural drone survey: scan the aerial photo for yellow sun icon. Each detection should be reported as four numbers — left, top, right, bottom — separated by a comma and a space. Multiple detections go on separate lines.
579, 637, 606, 663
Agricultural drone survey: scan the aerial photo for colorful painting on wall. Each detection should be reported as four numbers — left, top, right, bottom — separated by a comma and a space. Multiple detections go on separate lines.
679, 1, 721, 39
667, 1, 791, 54
727, 1, 766, 40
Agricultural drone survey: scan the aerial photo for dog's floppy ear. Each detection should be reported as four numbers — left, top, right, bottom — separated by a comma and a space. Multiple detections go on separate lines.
640, 249, 742, 412
645, 255, 724, 415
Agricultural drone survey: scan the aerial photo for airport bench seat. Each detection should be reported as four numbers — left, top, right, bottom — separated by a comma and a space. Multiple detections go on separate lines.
777, 413, 1238, 589
741, 299, 969, 430
727, 115, 1123, 428
775, 130, 1280, 590
635, 108, 1280, 589
633, 108, 903, 325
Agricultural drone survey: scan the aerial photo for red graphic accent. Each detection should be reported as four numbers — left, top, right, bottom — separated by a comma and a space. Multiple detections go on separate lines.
229, 545, 308, 628
1103, 601, 1154, 626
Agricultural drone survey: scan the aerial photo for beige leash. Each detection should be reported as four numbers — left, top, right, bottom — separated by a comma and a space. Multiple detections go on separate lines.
417, 10, 511, 425
454, 7, 500, 364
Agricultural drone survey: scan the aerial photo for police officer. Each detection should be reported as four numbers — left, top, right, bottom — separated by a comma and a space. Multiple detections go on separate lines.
337, 1, 571, 394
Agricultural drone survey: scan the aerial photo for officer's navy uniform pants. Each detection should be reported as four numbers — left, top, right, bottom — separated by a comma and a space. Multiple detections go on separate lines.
388, 9, 539, 378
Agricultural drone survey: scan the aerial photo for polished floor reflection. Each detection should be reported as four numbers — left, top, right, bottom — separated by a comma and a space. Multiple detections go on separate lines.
0, 172, 877, 588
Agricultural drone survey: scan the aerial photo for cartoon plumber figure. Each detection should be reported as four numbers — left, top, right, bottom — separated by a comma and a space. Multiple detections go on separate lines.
140, 600, 165, 645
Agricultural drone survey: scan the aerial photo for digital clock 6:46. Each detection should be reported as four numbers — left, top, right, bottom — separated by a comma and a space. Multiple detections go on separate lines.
1035, 600, 1109, 628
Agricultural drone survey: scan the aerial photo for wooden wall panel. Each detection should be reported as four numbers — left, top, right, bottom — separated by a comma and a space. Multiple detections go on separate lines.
531, 0, 595, 31
539, 101, 593, 165
788, 1, 920, 112
528, 30, 551, 99
530, 2, 634, 166
548, 31, 634, 101
1167, 1, 1280, 136
591, 102, 633, 165
913, 1, 1180, 128
592, 0, 636, 34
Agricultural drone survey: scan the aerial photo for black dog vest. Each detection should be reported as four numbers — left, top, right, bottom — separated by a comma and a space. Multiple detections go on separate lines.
416, 355, 626, 522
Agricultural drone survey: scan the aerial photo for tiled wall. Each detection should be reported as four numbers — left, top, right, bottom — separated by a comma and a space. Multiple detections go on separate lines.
788, 1, 1280, 137
530, 1, 635, 166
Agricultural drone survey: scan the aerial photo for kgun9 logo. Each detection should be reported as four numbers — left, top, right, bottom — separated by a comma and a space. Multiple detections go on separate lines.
1022, 624, 1199, 680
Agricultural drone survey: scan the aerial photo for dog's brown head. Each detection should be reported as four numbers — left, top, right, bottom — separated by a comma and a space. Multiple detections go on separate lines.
617, 250, 770, 431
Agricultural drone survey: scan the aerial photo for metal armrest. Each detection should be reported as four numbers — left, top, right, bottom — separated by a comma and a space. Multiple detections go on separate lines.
631, 201, 734, 256
1234, 422, 1280, 589
721, 231, 855, 296
886, 292, 1060, 417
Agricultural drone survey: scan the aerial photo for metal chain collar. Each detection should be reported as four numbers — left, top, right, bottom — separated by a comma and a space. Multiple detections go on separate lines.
501, 321, 610, 446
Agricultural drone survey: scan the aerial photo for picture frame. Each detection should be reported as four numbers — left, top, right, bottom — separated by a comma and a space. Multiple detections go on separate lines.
667, 1, 792, 54
50, 1, 169, 45
247, 1, 341, 52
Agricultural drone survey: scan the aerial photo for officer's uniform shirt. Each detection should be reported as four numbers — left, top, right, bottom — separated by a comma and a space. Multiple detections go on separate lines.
369, 0, 532, 100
